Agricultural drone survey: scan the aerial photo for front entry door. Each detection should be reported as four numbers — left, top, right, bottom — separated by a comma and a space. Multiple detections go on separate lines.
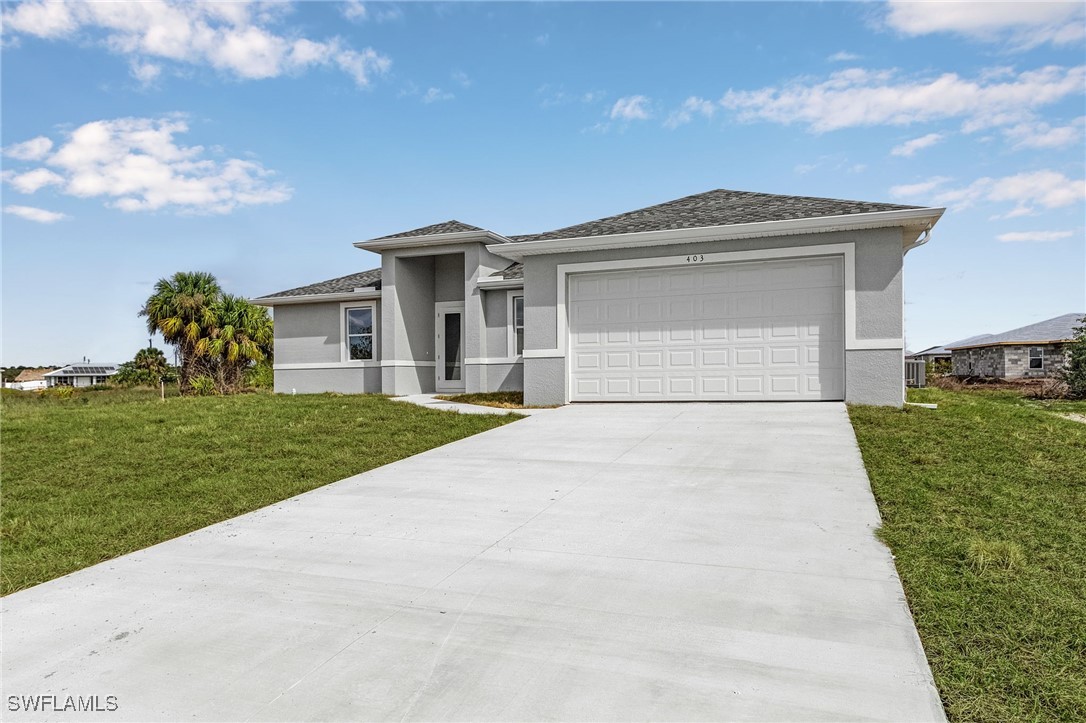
435, 302, 465, 392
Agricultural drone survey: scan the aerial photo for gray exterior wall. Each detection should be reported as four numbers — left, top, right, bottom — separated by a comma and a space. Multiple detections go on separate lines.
522, 227, 905, 406
275, 367, 380, 394
273, 302, 344, 365
271, 299, 382, 394
952, 346, 1004, 377
483, 288, 512, 357
379, 243, 515, 395
952, 343, 1067, 378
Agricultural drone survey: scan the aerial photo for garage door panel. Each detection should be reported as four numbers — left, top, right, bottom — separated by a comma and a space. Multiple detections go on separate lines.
770, 347, 800, 365
569, 258, 844, 401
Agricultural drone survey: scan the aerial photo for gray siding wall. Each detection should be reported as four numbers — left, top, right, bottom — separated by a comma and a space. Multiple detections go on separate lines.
482, 288, 513, 358
522, 228, 906, 406
484, 362, 523, 391
434, 254, 465, 302
273, 302, 344, 365
274, 367, 380, 394
271, 298, 382, 394
846, 349, 904, 407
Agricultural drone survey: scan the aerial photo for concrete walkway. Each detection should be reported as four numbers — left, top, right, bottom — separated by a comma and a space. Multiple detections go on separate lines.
2, 404, 945, 722
389, 393, 552, 416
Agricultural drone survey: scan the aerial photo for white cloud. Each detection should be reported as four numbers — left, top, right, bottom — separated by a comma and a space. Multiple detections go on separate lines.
130, 59, 161, 86
342, 1, 367, 22
421, 87, 453, 104
890, 176, 952, 197
936, 170, 1085, 214
884, 1, 1086, 49
610, 95, 651, 121
5, 168, 66, 193
2, 1, 391, 87
4, 205, 68, 223
663, 96, 716, 129
1003, 117, 1086, 149
451, 70, 471, 88
2, 116, 292, 215
997, 230, 1074, 243
794, 163, 817, 175
891, 132, 945, 157
535, 33, 550, 46
828, 51, 861, 62
3, 136, 54, 161
721, 65, 1084, 133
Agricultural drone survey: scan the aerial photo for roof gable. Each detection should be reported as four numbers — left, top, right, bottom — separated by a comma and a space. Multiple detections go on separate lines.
373, 220, 483, 241
510, 188, 923, 243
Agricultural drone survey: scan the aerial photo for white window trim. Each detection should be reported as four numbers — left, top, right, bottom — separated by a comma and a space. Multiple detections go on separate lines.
340, 301, 378, 364
1029, 347, 1044, 370
507, 291, 525, 360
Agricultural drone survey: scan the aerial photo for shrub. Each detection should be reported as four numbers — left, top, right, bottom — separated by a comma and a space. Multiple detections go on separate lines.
1058, 316, 1086, 398
244, 360, 274, 390
190, 376, 219, 396
37, 385, 74, 399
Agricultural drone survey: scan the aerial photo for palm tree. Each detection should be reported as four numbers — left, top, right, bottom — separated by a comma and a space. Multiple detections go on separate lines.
197, 294, 274, 393
140, 272, 222, 394
133, 347, 170, 380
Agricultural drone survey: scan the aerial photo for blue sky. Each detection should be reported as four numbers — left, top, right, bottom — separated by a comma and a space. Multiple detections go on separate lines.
2, 0, 1084, 365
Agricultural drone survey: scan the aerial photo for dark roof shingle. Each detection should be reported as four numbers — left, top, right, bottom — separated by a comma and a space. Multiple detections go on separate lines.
258, 268, 382, 300
948, 313, 1083, 348
490, 263, 524, 280
374, 220, 483, 240
511, 188, 922, 243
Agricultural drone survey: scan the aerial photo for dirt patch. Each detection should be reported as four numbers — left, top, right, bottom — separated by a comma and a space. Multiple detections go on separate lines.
1058, 413, 1086, 424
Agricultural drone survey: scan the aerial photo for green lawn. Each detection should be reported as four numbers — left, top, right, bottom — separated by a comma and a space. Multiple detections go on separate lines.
0, 388, 516, 595
849, 388, 1086, 722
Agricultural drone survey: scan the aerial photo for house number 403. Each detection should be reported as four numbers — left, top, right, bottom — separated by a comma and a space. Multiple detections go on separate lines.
685, 254, 705, 263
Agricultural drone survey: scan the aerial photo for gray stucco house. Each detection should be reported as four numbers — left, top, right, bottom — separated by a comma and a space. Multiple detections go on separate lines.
253, 189, 944, 406
948, 313, 1083, 379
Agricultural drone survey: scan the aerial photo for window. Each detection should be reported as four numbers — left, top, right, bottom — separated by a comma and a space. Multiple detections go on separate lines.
345, 306, 374, 361
512, 295, 524, 356
1029, 347, 1044, 370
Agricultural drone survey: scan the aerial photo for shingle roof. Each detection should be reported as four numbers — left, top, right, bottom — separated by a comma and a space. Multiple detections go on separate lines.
510, 188, 923, 243
490, 263, 524, 280
948, 313, 1083, 349
257, 268, 382, 300
910, 334, 994, 357
373, 220, 483, 240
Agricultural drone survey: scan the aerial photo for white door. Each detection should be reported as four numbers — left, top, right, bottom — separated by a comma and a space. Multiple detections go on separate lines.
435, 302, 465, 392
568, 257, 845, 401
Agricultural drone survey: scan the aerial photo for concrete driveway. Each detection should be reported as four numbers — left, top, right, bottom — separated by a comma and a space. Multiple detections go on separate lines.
2, 403, 944, 722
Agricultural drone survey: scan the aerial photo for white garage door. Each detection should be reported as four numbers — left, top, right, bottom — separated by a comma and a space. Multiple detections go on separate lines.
568, 257, 844, 401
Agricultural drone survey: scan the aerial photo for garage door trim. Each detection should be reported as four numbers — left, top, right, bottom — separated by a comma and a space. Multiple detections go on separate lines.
543, 242, 902, 403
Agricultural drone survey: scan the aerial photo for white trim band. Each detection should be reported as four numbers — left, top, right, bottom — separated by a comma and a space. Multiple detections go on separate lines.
552, 242, 903, 356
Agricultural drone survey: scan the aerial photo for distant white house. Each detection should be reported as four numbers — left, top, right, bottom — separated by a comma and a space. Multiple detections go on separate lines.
8, 367, 54, 391
44, 363, 120, 388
